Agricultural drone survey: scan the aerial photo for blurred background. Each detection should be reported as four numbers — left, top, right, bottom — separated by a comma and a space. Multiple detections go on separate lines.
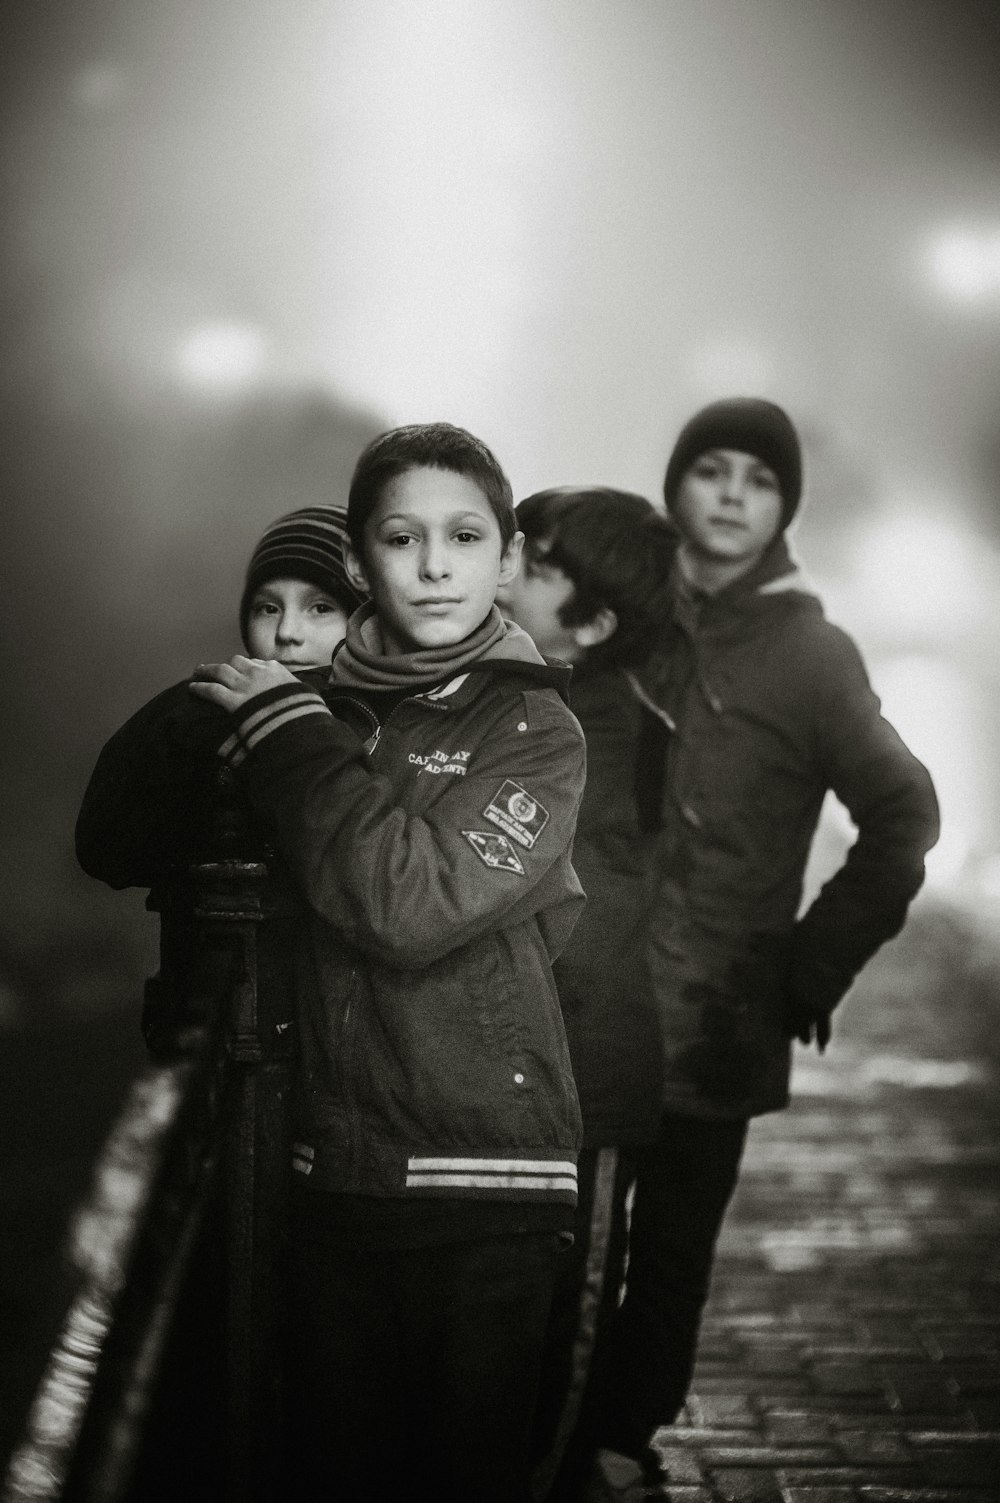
2, 0, 1000, 1464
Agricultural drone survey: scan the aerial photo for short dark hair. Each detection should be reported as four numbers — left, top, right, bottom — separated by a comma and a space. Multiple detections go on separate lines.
347, 423, 517, 554
516, 487, 677, 667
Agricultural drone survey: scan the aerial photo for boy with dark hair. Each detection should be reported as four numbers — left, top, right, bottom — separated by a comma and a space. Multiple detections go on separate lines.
578, 399, 940, 1499
501, 486, 675, 671
189, 424, 586, 1503
495, 487, 677, 1499
344, 421, 519, 554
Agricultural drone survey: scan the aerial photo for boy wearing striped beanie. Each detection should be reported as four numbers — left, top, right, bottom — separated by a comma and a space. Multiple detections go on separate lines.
240, 505, 367, 668
76, 504, 366, 890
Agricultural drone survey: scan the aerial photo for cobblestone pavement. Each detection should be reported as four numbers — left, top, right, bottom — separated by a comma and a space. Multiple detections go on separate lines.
644, 901, 1000, 1502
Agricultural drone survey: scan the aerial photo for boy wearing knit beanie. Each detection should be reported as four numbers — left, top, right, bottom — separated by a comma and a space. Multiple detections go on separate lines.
240, 504, 367, 667
565, 399, 940, 1501
76, 504, 366, 890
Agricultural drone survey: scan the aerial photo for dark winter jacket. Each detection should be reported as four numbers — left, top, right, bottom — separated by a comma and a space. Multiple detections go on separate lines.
211, 626, 586, 1205
631, 537, 940, 1120
76, 681, 251, 890
555, 666, 666, 1147
77, 634, 587, 1206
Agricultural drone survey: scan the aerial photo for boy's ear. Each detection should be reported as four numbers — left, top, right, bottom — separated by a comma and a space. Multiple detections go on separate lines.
344, 538, 371, 596
572, 606, 618, 650
497, 530, 524, 587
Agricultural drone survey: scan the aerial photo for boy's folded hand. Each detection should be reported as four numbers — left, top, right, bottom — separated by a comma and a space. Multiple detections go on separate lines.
190, 655, 299, 712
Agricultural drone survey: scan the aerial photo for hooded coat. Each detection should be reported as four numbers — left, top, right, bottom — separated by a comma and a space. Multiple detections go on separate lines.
630, 537, 940, 1119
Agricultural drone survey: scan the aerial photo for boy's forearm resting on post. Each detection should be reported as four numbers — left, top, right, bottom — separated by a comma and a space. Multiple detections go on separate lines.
191, 668, 586, 968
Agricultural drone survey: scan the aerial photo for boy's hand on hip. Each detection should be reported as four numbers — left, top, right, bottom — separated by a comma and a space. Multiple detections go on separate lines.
784, 995, 832, 1054
189, 656, 299, 712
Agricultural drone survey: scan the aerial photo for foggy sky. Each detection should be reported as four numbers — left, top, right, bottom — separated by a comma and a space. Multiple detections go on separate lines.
3, 0, 1000, 995
5, 0, 1000, 496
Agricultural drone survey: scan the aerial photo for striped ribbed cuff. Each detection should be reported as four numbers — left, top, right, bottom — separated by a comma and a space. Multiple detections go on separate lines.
218, 684, 331, 768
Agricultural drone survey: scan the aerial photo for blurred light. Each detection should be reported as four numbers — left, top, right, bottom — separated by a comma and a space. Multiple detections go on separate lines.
853, 510, 979, 639
174, 322, 269, 395
925, 226, 1000, 304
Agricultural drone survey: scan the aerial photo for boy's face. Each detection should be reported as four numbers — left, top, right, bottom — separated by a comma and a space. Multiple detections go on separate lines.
346, 466, 523, 655
245, 578, 350, 667
674, 448, 784, 572
496, 539, 586, 663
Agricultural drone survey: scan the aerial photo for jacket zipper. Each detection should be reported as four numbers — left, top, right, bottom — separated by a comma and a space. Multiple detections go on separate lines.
334, 695, 382, 755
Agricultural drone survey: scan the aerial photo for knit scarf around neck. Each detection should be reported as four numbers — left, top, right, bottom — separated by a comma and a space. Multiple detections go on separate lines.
328, 602, 509, 692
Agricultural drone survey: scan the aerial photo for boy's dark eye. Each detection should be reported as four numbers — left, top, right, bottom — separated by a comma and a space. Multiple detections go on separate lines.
454, 531, 481, 544
751, 470, 779, 492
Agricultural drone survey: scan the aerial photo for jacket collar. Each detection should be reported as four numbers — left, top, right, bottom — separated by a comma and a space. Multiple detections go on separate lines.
408, 651, 575, 710
675, 535, 819, 628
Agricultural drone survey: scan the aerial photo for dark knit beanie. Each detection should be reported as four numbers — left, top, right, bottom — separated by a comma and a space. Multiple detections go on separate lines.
239, 505, 367, 648
663, 398, 803, 529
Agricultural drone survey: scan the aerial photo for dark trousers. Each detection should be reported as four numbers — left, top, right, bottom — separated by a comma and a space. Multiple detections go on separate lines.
283, 1229, 565, 1503
529, 1148, 635, 1500
595, 1110, 748, 1458
538, 1113, 747, 1498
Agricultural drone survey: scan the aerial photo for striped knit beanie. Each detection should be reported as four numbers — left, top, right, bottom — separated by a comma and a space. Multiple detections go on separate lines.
239, 505, 367, 648
663, 398, 803, 529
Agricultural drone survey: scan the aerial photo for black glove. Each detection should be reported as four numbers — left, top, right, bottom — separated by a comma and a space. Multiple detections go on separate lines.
782, 943, 855, 1055
783, 994, 832, 1053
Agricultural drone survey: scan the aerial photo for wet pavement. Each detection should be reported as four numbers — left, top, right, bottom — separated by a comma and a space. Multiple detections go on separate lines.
646, 898, 1000, 1502
2, 897, 998, 1499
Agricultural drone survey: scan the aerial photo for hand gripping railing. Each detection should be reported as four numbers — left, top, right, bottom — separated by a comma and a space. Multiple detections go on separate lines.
3, 851, 298, 1503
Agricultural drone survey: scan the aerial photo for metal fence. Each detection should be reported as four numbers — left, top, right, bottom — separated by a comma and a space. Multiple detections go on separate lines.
3, 858, 299, 1503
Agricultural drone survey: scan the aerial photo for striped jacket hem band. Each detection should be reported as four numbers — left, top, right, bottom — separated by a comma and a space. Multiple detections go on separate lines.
405, 1155, 577, 1193
405, 1172, 578, 1192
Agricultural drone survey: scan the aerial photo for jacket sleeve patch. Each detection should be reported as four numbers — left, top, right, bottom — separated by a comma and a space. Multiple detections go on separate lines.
462, 830, 525, 875
482, 779, 550, 849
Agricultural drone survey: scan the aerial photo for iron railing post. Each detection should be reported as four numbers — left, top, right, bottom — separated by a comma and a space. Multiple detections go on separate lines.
2, 782, 300, 1503
187, 855, 298, 1503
